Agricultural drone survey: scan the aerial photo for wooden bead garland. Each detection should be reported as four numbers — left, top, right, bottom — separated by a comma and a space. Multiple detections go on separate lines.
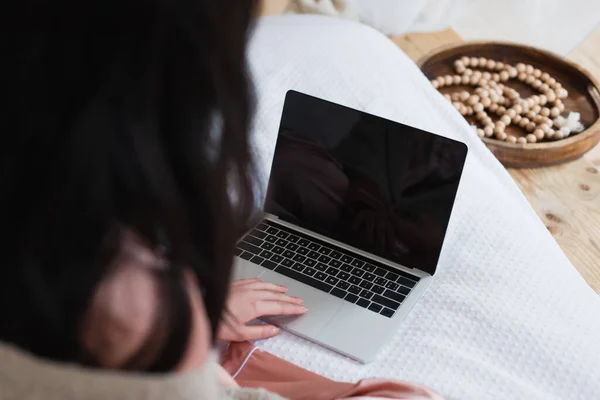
431, 57, 570, 143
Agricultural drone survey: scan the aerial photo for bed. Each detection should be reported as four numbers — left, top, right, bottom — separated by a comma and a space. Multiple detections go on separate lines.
246, 15, 600, 400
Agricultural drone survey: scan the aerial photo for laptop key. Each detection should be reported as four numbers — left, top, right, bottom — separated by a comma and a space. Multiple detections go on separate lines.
266, 227, 278, 235
271, 255, 284, 264
397, 270, 420, 282
238, 242, 262, 255
360, 289, 374, 300
307, 243, 321, 251
340, 255, 353, 264
374, 277, 387, 286
397, 277, 417, 288
250, 230, 267, 239
260, 250, 274, 260
256, 223, 269, 232
349, 276, 361, 285
386, 272, 399, 282
337, 271, 351, 281
325, 276, 339, 286
373, 267, 387, 277
331, 288, 346, 299
329, 250, 343, 259
250, 256, 265, 265
281, 259, 294, 268
349, 285, 362, 295
307, 250, 320, 259
304, 258, 317, 267
240, 251, 253, 260
336, 281, 350, 290
318, 255, 332, 263
304, 267, 317, 276
359, 281, 373, 290
315, 272, 327, 281
372, 285, 385, 294
287, 234, 300, 243
372, 294, 400, 310
351, 268, 365, 277
385, 281, 399, 291
363, 263, 376, 272
265, 235, 277, 243
351, 259, 365, 268
329, 259, 342, 268
244, 235, 262, 246
368, 303, 383, 313
286, 242, 299, 251
315, 263, 327, 271
276, 239, 287, 247
234, 248, 243, 256
262, 260, 278, 270
318, 247, 332, 255
380, 308, 395, 318
276, 231, 289, 239
272, 245, 285, 255
397, 285, 411, 295
261, 242, 274, 250
340, 263, 353, 272
363, 272, 376, 282
326, 267, 338, 276
293, 254, 306, 263
357, 298, 370, 308
274, 266, 333, 293
297, 247, 309, 255
298, 239, 310, 247
344, 293, 358, 303
384, 289, 406, 303
292, 263, 305, 272
283, 250, 295, 259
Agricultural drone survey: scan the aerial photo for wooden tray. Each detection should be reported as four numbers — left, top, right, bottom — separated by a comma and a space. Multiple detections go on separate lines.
418, 42, 600, 168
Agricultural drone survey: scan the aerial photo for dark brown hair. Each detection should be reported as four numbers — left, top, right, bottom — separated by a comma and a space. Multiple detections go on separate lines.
1, 0, 257, 371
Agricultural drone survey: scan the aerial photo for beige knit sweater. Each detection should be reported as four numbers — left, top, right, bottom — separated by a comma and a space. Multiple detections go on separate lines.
0, 343, 285, 400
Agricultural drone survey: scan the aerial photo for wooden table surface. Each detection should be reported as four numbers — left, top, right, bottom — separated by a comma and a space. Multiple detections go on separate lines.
391, 29, 600, 294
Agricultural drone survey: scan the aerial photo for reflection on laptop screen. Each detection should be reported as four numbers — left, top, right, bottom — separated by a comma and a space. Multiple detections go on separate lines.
265, 91, 468, 275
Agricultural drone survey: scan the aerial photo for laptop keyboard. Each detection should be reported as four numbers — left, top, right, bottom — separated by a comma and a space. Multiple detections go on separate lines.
235, 220, 421, 319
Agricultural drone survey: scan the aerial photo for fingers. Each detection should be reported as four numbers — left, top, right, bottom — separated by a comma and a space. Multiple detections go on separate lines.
235, 279, 288, 293
253, 300, 307, 317
235, 324, 281, 341
251, 290, 303, 305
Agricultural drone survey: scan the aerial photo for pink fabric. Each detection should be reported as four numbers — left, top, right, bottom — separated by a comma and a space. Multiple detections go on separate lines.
221, 341, 444, 400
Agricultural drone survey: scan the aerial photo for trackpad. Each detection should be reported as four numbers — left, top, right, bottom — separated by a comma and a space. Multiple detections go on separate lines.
260, 270, 343, 337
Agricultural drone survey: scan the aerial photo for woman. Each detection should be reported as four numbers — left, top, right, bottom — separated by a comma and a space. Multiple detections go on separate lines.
1, 0, 304, 398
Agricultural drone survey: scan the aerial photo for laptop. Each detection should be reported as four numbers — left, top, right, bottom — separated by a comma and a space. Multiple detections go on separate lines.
233, 90, 468, 363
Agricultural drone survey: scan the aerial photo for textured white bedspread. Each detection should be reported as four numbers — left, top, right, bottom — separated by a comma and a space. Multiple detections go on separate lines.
246, 15, 600, 400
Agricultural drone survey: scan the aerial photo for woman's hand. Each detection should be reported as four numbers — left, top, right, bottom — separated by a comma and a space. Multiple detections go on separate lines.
217, 278, 307, 341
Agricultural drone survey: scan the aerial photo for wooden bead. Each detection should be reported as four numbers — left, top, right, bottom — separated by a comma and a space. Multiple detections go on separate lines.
464, 68, 473, 76
454, 59, 465, 69
456, 65, 466, 74
445, 75, 453, 86
542, 117, 553, 126
500, 71, 510, 81
490, 103, 499, 112
452, 101, 462, 110
517, 137, 528, 144
526, 121, 536, 132
495, 131, 508, 141
518, 72, 527, 81
539, 123, 551, 133
526, 134, 537, 143
506, 135, 517, 143
483, 117, 493, 126
451, 92, 461, 101
470, 57, 479, 67
496, 62, 505, 71
437, 76, 446, 87
482, 72, 491, 80
508, 67, 518, 78
486, 60, 496, 70
533, 68, 542, 78
534, 129, 545, 140
495, 120, 506, 129
492, 73, 500, 82
550, 107, 561, 117
526, 110, 536, 120
501, 115, 512, 125
483, 126, 494, 137
482, 97, 492, 107
479, 57, 487, 66
541, 107, 550, 117
460, 91, 470, 101
472, 77, 482, 85
453, 75, 462, 85
432, 80, 440, 89
541, 72, 550, 81
532, 104, 541, 113
444, 94, 452, 101
547, 77, 556, 86
459, 106, 468, 116
546, 91, 557, 102
473, 103, 484, 113
525, 75, 535, 84
476, 111, 487, 120
516, 63, 526, 73
519, 117, 530, 128
468, 95, 480, 105
540, 83, 550, 92
497, 106, 506, 115
466, 106, 474, 116
557, 88, 568, 99
461, 75, 470, 85
512, 114, 522, 124
556, 101, 565, 112
546, 130, 556, 140
533, 80, 542, 89
461, 56, 470, 66
533, 115, 544, 123
525, 65, 534, 74
476, 128, 485, 138
507, 108, 517, 118
514, 104, 523, 114
473, 70, 482, 78
539, 95, 548, 105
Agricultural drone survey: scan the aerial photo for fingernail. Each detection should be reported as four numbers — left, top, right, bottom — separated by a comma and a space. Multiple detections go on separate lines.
279, 285, 287, 291
299, 305, 308, 312
293, 297, 303, 304
271, 327, 280, 334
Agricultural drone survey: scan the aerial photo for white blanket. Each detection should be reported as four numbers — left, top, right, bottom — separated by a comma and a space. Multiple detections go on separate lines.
247, 15, 600, 400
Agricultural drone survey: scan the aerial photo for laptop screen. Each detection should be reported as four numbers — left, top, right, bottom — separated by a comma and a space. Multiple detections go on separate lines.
264, 91, 468, 275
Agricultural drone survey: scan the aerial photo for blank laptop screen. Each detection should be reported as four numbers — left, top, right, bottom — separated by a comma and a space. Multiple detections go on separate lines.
264, 91, 468, 275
